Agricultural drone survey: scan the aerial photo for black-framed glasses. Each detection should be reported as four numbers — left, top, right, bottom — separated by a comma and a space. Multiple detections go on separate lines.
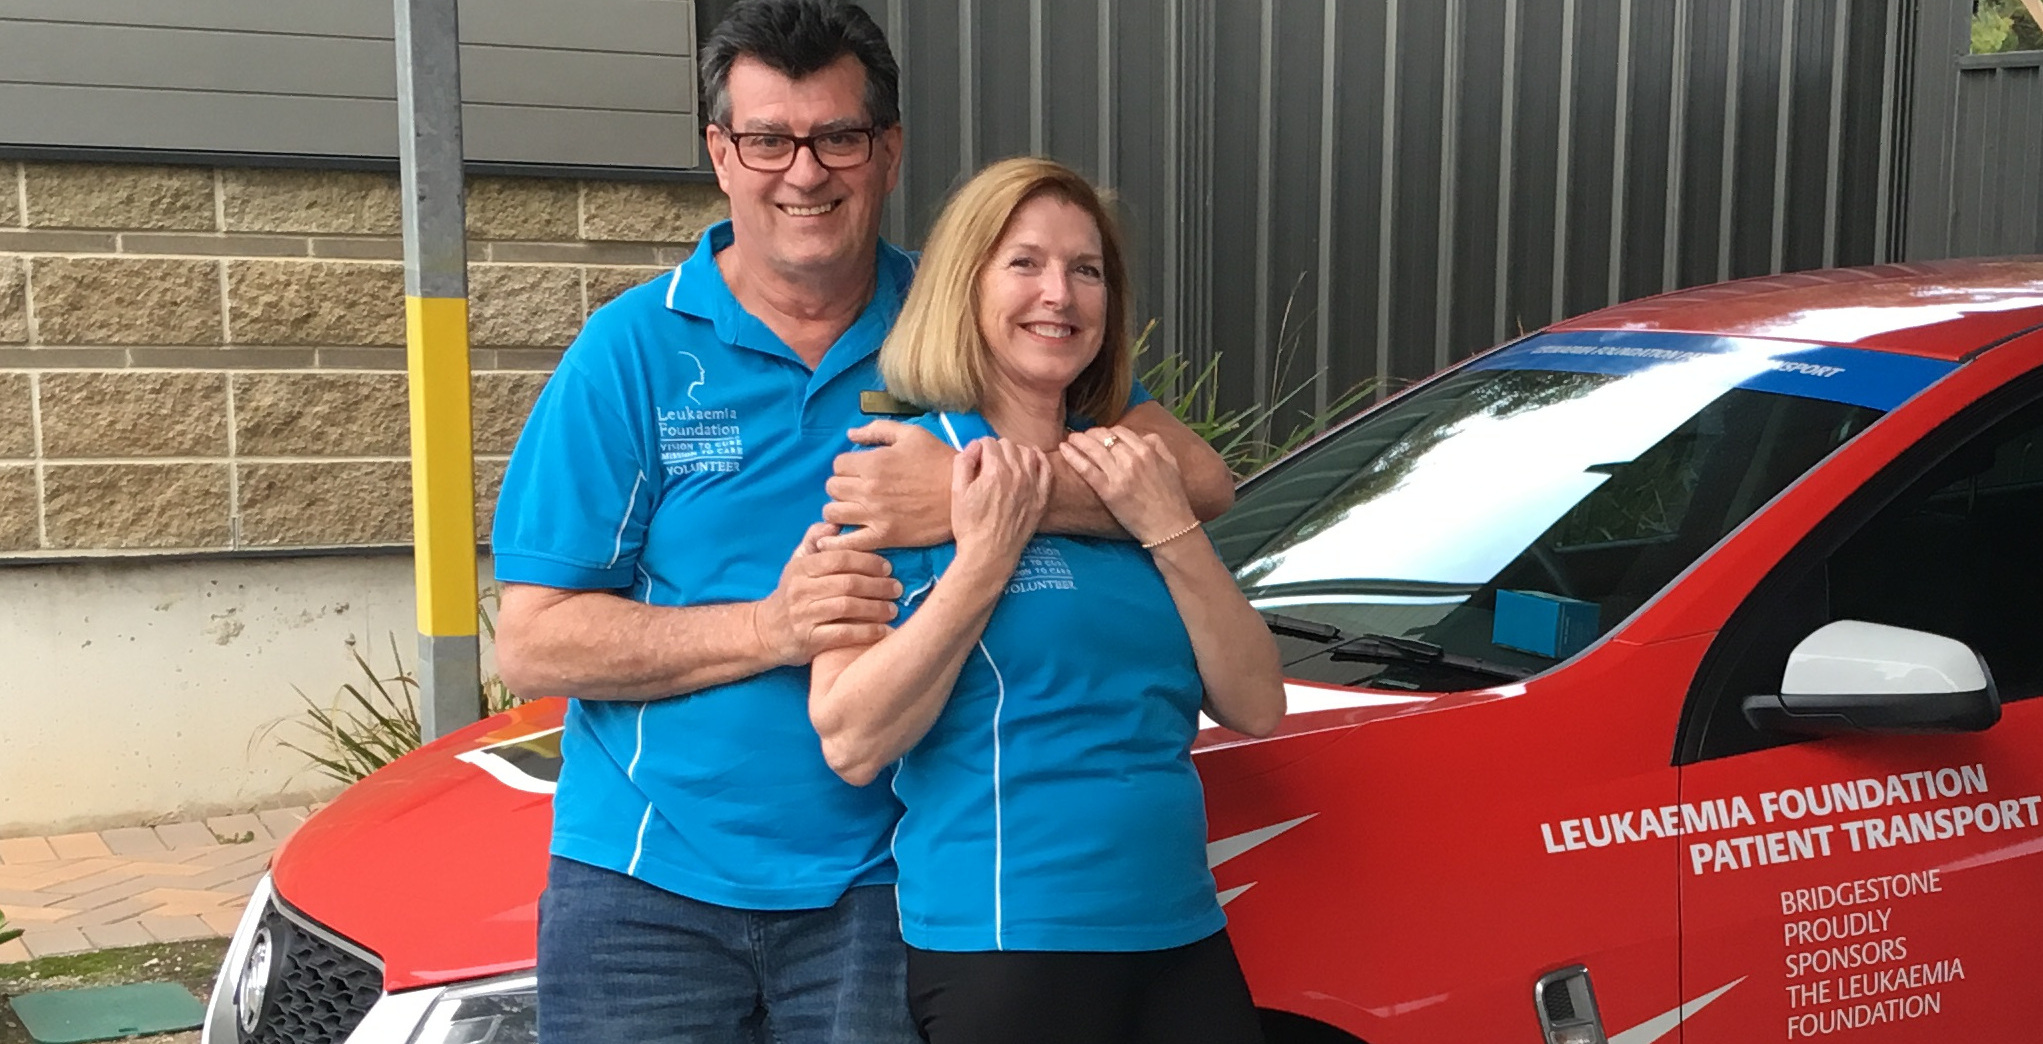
719, 126, 882, 172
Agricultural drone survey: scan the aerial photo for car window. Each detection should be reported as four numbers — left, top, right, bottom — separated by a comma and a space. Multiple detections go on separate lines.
1213, 331, 1950, 692
1684, 376, 2043, 762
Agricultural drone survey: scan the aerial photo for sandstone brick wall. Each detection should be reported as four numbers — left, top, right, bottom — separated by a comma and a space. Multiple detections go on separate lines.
0, 161, 727, 553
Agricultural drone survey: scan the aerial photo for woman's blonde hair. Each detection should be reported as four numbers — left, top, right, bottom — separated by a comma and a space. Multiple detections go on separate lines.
880, 156, 1133, 425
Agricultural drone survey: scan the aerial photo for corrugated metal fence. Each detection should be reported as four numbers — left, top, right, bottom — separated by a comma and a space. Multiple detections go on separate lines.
863, 0, 1910, 418
1903, 0, 2043, 260
1941, 51, 2043, 257
0, 0, 699, 171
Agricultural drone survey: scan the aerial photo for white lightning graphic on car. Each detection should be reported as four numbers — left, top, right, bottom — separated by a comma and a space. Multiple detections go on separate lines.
1607, 977, 1745, 1044
1206, 814, 1315, 905
1202, 810, 1743, 1041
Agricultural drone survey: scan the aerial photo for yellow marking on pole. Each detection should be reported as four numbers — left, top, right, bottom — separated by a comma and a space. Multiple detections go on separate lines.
407, 294, 478, 637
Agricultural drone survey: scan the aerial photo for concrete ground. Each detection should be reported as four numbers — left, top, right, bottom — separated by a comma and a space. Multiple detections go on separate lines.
0, 808, 310, 964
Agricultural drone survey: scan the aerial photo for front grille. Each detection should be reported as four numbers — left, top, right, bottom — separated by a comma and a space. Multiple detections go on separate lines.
242, 901, 382, 1044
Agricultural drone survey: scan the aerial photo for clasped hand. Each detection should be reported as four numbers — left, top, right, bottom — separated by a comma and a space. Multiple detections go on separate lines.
754, 522, 902, 666
821, 421, 955, 551
951, 438, 1052, 569
1058, 427, 1198, 546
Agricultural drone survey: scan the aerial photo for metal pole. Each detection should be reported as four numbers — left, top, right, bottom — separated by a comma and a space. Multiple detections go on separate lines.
1492, 0, 1521, 340
1771, 0, 1798, 275
1435, 0, 1464, 368
1718, 0, 1744, 283
395, 0, 480, 739
1253, 0, 1275, 406
1374, 0, 1399, 393
1606, 0, 1634, 307
1313, 0, 1337, 415
1664, 0, 1691, 290
1551, 0, 1578, 323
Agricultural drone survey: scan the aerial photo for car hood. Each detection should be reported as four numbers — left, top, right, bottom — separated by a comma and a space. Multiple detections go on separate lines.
270, 683, 1446, 993
271, 699, 564, 993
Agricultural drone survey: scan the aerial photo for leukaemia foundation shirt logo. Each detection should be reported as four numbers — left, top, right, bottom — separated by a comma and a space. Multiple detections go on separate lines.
658, 351, 744, 475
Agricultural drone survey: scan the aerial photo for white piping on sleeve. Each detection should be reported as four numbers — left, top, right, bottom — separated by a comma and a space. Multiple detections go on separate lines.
935, 412, 965, 451
607, 471, 646, 569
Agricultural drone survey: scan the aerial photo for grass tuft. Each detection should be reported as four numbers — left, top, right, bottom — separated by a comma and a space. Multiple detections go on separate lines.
1136, 317, 1375, 478
275, 592, 521, 785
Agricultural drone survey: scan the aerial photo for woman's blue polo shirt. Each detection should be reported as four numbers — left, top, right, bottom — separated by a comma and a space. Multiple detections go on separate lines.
490, 222, 916, 910
881, 411, 1227, 952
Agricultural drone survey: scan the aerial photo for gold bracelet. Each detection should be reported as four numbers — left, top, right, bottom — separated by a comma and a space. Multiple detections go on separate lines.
1140, 520, 1203, 550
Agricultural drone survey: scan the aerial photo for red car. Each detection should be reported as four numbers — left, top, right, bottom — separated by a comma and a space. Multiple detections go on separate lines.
207, 258, 2043, 1044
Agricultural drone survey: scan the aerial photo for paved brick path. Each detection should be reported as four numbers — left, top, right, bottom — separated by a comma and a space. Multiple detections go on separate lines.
0, 808, 313, 964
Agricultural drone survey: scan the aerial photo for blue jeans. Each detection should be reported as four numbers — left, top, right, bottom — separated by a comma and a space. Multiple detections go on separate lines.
537, 856, 918, 1044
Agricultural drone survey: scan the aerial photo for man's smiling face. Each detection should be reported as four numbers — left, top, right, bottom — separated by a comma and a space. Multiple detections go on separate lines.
706, 53, 902, 281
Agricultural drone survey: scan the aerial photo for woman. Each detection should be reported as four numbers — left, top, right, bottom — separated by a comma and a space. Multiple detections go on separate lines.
809, 156, 1286, 1044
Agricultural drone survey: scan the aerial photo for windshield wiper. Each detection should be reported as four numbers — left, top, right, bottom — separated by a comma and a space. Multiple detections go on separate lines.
1258, 612, 1534, 683
1329, 633, 1533, 682
1259, 611, 1343, 643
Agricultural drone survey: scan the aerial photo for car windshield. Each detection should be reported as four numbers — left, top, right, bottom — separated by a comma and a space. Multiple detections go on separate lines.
1213, 330, 1957, 692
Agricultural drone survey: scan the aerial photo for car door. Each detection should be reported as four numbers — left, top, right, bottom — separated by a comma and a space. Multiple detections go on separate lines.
1673, 355, 2043, 1042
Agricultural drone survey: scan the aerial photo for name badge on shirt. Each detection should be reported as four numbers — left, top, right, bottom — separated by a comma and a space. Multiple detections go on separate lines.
860, 390, 926, 417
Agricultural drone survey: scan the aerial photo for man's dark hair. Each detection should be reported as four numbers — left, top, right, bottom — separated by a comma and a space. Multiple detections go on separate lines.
701, 0, 901, 130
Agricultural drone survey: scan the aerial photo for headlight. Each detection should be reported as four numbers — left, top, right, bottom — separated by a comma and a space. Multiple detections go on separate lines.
234, 925, 278, 1035
408, 974, 537, 1044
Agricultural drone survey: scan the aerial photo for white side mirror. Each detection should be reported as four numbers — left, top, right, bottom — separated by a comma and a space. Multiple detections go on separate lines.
1743, 621, 2000, 736
1783, 620, 1990, 697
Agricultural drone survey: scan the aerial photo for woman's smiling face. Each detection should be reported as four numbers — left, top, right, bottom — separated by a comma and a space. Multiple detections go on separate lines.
976, 193, 1109, 403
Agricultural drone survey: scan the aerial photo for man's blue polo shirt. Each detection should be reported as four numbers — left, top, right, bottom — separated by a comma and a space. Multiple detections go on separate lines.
491, 221, 914, 910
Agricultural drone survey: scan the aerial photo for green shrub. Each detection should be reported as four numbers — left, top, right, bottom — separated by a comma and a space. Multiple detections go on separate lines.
1973, 0, 2043, 54
278, 593, 519, 785
1135, 318, 1376, 478
1, 908, 21, 947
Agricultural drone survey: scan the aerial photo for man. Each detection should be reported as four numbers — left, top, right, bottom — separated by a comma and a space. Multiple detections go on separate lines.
492, 2, 1235, 1041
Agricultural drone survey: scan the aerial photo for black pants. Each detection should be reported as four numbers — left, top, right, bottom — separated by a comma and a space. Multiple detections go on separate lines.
906, 930, 1266, 1044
